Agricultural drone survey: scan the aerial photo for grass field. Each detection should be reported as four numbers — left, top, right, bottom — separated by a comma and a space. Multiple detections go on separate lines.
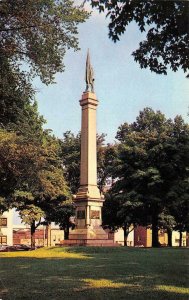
0, 247, 188, 300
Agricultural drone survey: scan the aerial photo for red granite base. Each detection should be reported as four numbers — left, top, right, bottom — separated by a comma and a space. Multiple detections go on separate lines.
58, 239, 119, 247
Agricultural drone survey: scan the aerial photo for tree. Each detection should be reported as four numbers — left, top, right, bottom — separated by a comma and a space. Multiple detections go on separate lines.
60, 131, 81, 194
0, 129, 43, 246
168, 181, 189, 247
110, 108, 189, 247
101, 144, 144, 246
0, 97, 49, 199
0, 54, 47, 140
0, 57, 34, 130
0, 81, 71, 249
60, 131, 112, 194
89, 0, 189, 76
0, 1, 89, 135
103, 191, 143, 246
45, 198, 75, 240
0, 0, 89, 85
158, 210, 176, 247
97, 139, 116, 193
0, 128, 69, 248
164, 116, 189, 246
0, 129, 33, 199
19, 204, 44, 249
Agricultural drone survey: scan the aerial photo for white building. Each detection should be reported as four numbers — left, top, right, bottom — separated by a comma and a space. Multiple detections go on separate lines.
106, 227, 134, 246
172, 231, 187, 247
0, 209, 13, 245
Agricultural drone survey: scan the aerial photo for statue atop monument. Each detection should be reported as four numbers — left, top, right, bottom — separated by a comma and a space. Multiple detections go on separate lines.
85, 49, 95, 93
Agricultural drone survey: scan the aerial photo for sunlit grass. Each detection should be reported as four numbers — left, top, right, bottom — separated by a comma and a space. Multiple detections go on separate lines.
155, 285, 189, 295
81, 278, 139, 289
0, 247, 188, 300
0, 247, 90, 259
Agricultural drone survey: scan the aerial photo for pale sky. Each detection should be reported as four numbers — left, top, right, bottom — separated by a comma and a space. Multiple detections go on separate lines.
34, 6, 188, 143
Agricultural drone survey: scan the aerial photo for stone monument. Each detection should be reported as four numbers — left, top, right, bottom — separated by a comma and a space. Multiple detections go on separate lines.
63, 50, 114, 246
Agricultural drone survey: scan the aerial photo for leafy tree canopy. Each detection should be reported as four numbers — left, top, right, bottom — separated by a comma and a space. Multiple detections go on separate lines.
0, 0, 89, 85
89, 0, 189, 76
45, 198, 75, 239
60, 131, 81, 194
0, 1, 89, 136
0, 129, 69, 201
60, 131, 113, 194
97, 141, 116, 193
6, 132, 70, 248
106, 108, 189, 246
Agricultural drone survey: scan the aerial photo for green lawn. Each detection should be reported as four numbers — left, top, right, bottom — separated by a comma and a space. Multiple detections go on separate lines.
0, 247, 188, 300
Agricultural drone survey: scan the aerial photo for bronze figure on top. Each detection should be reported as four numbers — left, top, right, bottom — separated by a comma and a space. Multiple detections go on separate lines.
85, 49, 95, 93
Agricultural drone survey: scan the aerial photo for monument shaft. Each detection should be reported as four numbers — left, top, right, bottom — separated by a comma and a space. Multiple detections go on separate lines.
76, 92, 101, 200
80, 93, 97, 187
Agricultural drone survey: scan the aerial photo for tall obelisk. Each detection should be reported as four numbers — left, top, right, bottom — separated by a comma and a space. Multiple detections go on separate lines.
69, 50, 109, 244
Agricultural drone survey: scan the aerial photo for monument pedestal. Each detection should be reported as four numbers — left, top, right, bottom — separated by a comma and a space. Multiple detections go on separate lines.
60, 198, 115, 246
69, 198, 109, 241
61, 206, 115, 246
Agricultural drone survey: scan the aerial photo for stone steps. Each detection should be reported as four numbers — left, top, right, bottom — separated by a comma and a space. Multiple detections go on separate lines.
58, 239, 120, 247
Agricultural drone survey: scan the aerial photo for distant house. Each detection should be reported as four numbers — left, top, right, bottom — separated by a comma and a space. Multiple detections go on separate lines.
0, 209, 64, 246
105, 227, 134, 246
134, 226, 187, 247
13, 224, 64, 247
134, 226, 152, 247
13, 226, 45, 246
172, 231, 187, 247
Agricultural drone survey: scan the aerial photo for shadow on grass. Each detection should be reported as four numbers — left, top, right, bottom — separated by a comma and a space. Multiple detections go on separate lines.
64, 245, 189, 254
0, 247, 188, 300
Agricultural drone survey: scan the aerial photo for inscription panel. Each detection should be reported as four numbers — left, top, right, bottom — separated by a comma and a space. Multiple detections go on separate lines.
90, 210, 100, 219
77, 210, 85, 219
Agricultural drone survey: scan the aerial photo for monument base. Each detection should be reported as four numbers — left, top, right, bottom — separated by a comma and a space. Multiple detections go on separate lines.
69, 227, 108, 240
59, 227, 117, 247
59, 239, 117, 247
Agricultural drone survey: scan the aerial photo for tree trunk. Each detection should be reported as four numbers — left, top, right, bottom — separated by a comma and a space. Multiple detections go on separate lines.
31, 220, 36, 249
179, 231, 182, 247
152, 216, 159, 247
64, 223, 69, 240
123, 225, 128, 246
167, 228, 172, 247
0, 213, 2, 242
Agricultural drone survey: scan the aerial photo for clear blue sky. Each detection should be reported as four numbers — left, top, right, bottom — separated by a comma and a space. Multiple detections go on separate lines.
34, 6, 188, 144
